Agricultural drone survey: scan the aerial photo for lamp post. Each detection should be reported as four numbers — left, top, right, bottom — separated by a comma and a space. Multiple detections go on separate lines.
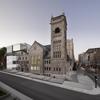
95, 74, 97, 88
94, 51, 98, 88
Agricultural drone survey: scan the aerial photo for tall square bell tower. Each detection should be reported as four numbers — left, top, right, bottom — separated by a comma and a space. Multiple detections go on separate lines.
50, 13, 68, 74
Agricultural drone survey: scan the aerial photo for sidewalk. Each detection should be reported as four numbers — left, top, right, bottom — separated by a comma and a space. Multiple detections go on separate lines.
5, 70, 65, 84
0, 81, 33, 100
2, 69, 100, 95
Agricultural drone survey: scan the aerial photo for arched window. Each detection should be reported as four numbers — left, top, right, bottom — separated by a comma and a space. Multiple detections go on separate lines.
55, 27, 60, 33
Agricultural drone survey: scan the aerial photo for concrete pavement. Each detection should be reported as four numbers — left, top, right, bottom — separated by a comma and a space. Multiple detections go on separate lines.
1, 70, 100, 95
0, 81, 33, 100
0, 72, 100, 100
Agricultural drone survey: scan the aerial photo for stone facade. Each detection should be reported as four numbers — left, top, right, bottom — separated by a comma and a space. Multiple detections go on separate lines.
6, 14, 75, 76
50, 14, 67, 75
67, 39, 75, 69
17, 51, 29, 72
29, 41, 44, 74
79, 48, 100, 68
29, 14, 74, 76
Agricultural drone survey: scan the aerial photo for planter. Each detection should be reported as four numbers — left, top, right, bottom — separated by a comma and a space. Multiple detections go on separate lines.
0, 92, 10, 100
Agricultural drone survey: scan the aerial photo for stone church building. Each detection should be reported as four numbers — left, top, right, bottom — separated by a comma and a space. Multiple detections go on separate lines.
29, 14, 74, 76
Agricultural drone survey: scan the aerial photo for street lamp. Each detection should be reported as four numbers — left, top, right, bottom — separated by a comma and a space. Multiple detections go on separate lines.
94, 51, 98, 88
95, 74, 98, 88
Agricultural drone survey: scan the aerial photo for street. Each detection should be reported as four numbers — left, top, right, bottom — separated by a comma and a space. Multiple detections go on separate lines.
0, 72, 100, 100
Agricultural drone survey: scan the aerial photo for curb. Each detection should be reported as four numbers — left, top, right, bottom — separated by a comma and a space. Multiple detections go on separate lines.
0, 81, 33, 100
0, 71, 100, 95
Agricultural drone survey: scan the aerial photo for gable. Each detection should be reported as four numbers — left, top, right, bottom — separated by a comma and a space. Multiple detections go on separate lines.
29, 41, 43, 53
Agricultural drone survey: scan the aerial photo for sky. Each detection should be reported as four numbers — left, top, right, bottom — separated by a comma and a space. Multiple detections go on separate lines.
0, 0, 100, 59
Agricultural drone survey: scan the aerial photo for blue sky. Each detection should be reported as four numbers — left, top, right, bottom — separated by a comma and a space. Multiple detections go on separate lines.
0, 0, 100, 59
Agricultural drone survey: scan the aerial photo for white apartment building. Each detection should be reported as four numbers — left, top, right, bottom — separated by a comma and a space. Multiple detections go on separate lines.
6, 43, 30, 70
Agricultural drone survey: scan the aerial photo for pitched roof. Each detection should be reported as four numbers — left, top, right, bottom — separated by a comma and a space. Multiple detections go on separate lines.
43, 45, 51, 59
30, 40, 44, 50
34, 41, 44, 48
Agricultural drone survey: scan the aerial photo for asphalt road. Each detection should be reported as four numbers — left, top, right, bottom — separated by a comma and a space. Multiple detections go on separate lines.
0, 72, 100, 100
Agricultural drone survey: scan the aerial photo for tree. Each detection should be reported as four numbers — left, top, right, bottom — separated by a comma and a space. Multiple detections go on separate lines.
73, 62, 77, 71
0, 47, 6, 70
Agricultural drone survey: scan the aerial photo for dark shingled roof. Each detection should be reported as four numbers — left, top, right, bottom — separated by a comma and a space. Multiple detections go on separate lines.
86, 48, 100, 53
43, 45, 51, 59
